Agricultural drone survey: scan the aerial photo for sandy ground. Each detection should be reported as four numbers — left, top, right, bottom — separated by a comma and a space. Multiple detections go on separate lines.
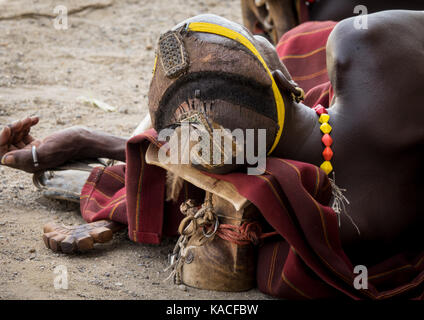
0, 0, 273, 300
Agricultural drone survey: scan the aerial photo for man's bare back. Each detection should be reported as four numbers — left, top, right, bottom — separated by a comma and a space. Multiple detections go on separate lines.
316, 10, 423, 264
254, 10, 424, 265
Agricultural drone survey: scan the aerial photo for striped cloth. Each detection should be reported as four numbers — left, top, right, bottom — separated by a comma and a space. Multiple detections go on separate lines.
80, 129, 204, 242
209, 161, 424, 299
277, 20, 337, 108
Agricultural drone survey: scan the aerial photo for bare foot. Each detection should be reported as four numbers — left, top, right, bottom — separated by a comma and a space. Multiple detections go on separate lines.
43, 220, 125, 253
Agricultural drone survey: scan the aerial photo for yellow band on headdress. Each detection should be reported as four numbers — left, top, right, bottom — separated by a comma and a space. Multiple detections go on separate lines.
153, 22, 285, 155
186, 22, 285, 155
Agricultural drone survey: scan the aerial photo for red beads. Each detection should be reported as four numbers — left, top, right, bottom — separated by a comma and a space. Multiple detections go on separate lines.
322, 147, 333, 161
314, 104, 333, 175
313, 105, 327, 115
321, 133, 333, 147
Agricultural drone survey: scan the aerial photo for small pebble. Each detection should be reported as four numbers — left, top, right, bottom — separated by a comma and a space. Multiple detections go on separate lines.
178, 284, 187, 291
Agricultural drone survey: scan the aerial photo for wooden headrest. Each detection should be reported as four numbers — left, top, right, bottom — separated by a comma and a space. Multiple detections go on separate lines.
145, 143, 250, 211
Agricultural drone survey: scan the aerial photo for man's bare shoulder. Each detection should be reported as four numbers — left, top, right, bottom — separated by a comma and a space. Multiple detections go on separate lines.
327, 10, 424, 64
326, 10, 424, 108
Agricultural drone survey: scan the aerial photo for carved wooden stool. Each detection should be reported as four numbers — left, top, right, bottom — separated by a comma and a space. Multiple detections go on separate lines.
146, 144, 271, 291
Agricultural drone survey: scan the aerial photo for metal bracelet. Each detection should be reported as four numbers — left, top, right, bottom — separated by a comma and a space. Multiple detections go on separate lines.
31, 145, 39, 168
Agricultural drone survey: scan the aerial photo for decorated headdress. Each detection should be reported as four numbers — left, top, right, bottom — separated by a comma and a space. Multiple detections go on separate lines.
148, 14, 286, 155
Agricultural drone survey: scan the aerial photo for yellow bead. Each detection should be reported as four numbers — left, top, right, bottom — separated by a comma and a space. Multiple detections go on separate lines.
320, 161, 333, 175
319, 114, 330, 124
320, 122, 332, 134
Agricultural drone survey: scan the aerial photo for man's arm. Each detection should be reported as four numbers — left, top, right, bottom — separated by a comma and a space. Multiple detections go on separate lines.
77, 127, 127, 162
0, 117, 127, 173
326, 10, 424, 145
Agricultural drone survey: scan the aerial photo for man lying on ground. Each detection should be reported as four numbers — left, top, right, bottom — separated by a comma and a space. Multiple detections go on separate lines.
0, 11, 423, 299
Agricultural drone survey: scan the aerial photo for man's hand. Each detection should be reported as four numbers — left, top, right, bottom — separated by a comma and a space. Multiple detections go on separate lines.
1, 117, 127, 173
1, 117, 41, 172
0, 117, 84, 173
